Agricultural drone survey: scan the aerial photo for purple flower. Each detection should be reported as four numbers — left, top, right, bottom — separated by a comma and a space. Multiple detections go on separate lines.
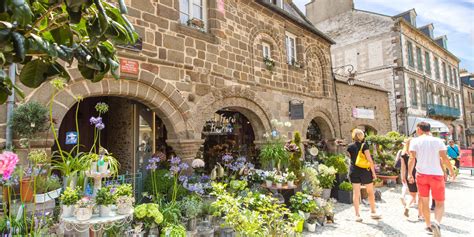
179, 175, 188, 182
170, 156, 181, 165
170, 165, 180, 174
236, 156, 246, 163
201, 175, 210, 181
179, 162, 189, 171
95, 123, 105, 130
146, 163, 157, 170
90, 117, 98, 125
222, 154, 233, 163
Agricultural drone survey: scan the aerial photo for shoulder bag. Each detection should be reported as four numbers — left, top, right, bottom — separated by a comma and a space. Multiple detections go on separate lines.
355, 143, 371, 169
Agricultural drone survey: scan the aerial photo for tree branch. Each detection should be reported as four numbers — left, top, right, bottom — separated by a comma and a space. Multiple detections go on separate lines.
25, 3, 63, 37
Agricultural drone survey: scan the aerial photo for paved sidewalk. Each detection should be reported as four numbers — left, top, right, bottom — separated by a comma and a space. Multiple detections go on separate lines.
305, 172, 474, 236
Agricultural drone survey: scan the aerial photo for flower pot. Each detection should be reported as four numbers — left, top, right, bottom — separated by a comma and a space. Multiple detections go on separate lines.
321, 188, 331, 200
276, 183, 282, 189
220, 227, 236, 237
204, 214, 214, 223
295, 220, 304, 233
377, 175, 398, 184
303, 212, 311, 220
35, 188, 62, 203
187, 218, 198, 231
131, 232, 145, 237
117, 202, 133, 215
99, 205, 112, 217
326, 214, 335, 224
374, 180, 384, 188
287, 180, 294, 187
317, 216, 326, 226
98, 161, 109, 174
265, 180, 273, 187
338, 190, 353, 204
148, 227, 160, 237
62, 205, 75, 218
196, 224, 214, 237
90, 162, 98, 173
307, 222, 316, 232
20, 178, 34, 203
75, 207, 92, 221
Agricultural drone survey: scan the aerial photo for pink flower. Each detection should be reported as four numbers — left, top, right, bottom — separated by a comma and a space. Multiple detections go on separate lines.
0, 151, 19, 180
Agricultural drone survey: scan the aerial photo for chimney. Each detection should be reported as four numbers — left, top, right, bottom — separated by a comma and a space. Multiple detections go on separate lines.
435, 35, 448, 49
418, 24, 434, 39
306, 0, 354, 24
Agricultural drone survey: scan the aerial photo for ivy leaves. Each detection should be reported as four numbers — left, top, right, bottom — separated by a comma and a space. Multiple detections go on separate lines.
0, 0, 138, 103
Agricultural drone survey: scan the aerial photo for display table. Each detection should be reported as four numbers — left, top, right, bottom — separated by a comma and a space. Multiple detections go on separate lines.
261, 183, 297, 190
61, 210, 133, 237
261, 183, 297, 205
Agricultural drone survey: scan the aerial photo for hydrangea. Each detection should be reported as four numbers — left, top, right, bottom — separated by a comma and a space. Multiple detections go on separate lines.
222, 154, 233, 163
191, 159, 205, 168
0, 152, 19, 180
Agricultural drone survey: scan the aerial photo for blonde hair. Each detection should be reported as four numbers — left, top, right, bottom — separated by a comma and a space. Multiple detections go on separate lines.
402, 138, 412, 153
352, 129, 365, 142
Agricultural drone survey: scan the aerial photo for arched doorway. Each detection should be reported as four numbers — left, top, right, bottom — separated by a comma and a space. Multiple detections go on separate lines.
200, 108, 257, 171
306, 117, 334, 152
55, 96, 172, 175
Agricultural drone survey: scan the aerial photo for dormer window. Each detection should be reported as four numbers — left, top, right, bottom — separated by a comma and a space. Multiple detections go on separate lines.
270, 0, 283, 8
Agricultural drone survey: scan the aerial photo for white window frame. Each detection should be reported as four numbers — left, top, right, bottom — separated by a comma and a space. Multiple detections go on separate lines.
285, 32, 297, 64
179, 0, 207, 29
262, 42, 271, 59
270, 0, 283, 8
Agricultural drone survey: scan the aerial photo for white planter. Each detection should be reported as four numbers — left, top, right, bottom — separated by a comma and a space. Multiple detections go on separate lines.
75, 207, 93, 221
36, 188, 62, 203
90, 162, 97, 173
276, 183, 282, 189
322, 189, 331, 200
303, 212, 311, 220
99, 205, 112, 217
62, 205, 74, 218
287, 180, 294, 187
265, 180, 273, 187
98, 161, 109, 174
117, 202, 133, 215
307, 222, 316, 232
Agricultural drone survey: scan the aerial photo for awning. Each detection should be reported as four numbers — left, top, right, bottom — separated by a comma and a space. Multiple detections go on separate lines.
407, 116, 450, 135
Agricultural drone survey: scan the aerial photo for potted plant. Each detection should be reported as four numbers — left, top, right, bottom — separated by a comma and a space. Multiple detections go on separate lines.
35, 174, 62, 203
291, 213, 305, 233
161, 224, 187, 237
20, 167, 35, 203
74, 197, 94, 221
96, 186, 115, 217
338, 181, 353, 204
274, 175, 285, 189
306, 217, 317, 232
374, 177, 383, 188
290, 192, 317, 219
9, 102, 49, 149
60, 187, 81, 217
115, 184, 135, 215
286, 171, 296, 187
180, 196, 203, 231
134, 203, 163, 236
263, 57, 275, 71
264, 171, 274, 187
324, 154, 348, 199
317, 164, 337, 200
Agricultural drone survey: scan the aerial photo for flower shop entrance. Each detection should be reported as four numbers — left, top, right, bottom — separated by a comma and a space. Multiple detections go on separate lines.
306, 117, 334, 152
54, 96, 172, 190
201, 108, 257, 171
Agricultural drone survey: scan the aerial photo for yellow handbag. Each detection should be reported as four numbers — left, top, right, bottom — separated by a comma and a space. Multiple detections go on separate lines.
355, 143, 371, 169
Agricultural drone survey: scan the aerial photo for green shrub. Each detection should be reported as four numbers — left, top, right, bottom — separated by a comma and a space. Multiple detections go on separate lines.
180, 195, 203, 219
60, 187, 81, 205
96, 187, 115, 205
339, 181, 353, 191
10, 102, 49, 139
324, 154, 348, 174
114, 183, 133, 197
36, 175, 61, 194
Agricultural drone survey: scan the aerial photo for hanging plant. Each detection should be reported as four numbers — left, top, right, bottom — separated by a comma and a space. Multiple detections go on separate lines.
263, 57, 275, 71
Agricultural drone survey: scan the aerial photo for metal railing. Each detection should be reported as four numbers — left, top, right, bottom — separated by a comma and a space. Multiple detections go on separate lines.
427, 104, 461, 118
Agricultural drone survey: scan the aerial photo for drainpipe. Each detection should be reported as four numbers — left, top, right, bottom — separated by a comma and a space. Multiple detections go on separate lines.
5, 63, 16, 151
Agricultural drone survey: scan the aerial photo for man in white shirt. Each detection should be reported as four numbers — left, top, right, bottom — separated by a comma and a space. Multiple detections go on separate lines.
409, 122, 456, 237
408, 122, 456, 237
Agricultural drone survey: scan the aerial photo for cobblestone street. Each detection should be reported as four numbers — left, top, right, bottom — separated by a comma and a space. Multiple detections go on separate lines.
305, 171, 474, 236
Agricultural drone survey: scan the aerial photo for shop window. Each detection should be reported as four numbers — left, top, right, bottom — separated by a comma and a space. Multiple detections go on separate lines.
285, 32, 297, 65
179, 0, 207, 30
410, 78, 418, 106
425, 51, 431, 75
262, 42, 271, 59
407, 41, 414, 67
434, 57, 440, 80
416, 47, 423, 71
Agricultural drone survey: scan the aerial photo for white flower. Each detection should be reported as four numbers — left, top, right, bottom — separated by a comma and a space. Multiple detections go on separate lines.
271, 119, 279, 126
277, 121, 284, 128
191, 159, 205, 168
284, 122, 292, 127
263, 133, 270, 138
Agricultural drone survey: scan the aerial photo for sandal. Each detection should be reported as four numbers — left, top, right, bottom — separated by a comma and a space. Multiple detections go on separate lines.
404, 208, 409, 217
355, 216, 363, 222
371, 213, 382, 219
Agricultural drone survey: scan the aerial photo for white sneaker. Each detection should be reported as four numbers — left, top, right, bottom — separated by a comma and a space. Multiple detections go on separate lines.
371, 213, 382, 219
355, 216, 363, 222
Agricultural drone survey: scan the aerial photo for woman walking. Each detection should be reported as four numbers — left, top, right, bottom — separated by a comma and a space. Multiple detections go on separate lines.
400, 138, 422, 219
346, 129, 382, 222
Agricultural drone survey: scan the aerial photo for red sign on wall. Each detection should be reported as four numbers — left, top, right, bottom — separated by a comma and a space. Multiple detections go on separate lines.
120, 59, 139, 75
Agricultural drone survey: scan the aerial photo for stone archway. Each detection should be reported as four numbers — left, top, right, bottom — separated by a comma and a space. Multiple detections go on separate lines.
302, 107, 337, 141
193, 86, 273, 141
305, 45, 332, 97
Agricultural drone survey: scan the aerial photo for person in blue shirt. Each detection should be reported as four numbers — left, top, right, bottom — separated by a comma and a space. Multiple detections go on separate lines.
447, 140, 460, 169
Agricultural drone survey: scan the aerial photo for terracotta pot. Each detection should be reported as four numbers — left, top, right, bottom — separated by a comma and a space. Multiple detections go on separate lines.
377, 175, 398, 184
20, 178, 34, 203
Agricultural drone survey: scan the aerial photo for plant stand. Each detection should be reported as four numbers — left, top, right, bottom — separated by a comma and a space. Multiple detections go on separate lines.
85, 170, 111, 197
61, 209, 133, 237
261, 183, 297, 206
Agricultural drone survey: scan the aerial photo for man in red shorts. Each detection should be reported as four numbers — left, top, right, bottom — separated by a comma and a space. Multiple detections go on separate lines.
408, 122, 456, 237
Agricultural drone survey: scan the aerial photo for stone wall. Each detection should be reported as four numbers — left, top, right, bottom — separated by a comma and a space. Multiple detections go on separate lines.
463, 85, 474, 145
336, 80, 391, 141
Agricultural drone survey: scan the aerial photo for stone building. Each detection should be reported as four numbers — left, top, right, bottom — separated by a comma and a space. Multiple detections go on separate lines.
461, 70, 474, 146
335, 77, 391, 141
306, 0, 465, 144
0, 0, 348, 173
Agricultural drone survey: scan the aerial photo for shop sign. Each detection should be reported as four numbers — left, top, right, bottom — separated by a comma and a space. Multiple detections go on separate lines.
120, 59, 139, 75
289, 100, 304, 120
352, 108, 375, 119
65, 131, 78, 145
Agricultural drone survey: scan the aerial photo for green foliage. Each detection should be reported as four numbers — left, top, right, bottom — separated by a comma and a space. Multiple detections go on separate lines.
289, 192, 317, 213
0, 0, 138, 103
9, 102, 49, 139
52, 150, 87, 178
36, 174, 61, 194
259, 139, 289, 170
366, 131, 405, 174
134, 203, 164, 229
288, 132, 303, 178
144, 169, 188, 201
60, 187, 81, 205
301, 166, 322, 196
180, 195, 203, 219
339, 181, 353, 191
229, 179, 248, 191
114, 183, 133, 197
96, 187, 115, 205
324, 154, 348, 174
317, 164, 337, 189
159, 201, 182, 226
160, 224, 187, 237
28, 149, 48, 164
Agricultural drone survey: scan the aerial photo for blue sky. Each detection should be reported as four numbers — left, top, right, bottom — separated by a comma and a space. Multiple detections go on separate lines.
293, 0, 474, 72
